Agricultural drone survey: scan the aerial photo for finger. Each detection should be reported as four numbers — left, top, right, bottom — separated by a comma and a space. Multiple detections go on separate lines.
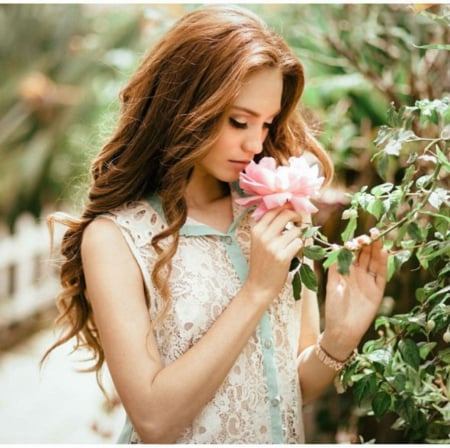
259, 208, 303, 237
368, 239, 388, 282
255, 206, 284, 227
279, 224, 302, 246
284, 236, 303, 260
356, 242, 371, 271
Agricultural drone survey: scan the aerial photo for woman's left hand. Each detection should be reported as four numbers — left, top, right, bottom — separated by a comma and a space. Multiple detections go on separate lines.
320, 237, 389, 360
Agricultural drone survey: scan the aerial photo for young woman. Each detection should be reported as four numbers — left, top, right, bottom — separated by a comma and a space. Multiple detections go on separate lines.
45, 5, 388, 443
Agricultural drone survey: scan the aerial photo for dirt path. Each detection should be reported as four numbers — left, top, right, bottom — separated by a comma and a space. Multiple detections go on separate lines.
0, 326, 125, 443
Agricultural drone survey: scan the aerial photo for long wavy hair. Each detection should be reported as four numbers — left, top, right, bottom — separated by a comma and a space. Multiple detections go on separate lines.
42, 5, 334, 380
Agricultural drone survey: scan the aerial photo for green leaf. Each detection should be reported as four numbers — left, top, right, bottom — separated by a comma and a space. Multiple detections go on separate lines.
415, 287, 426, 303
341, 216, 357, 242
386, 102, 398, 127
301, 225, 321, 239
436, 147, 450, 172
391, 373, 406, 393
416, 174, 433, 189
323, 248, 340, 270
289, 256, 301, 272
366, 348, 392, 366
407, 222, 425, 242
398, 339, 420, 370
387, 256, 395, 281
416, 98, 450, 122
371, 182, 394, 196
384, 129, 415, 156
438, 348, 450, 364
434, 212, 450, 235
303, 245, 327, 261
367, 198, 384, 219
372, 391, 392, 419
406, 152, 418, 165
418, 342, 437, 360
299, 263, 318, 292
353, 374, 378, 405
292, 271, 302, 301
387, 250, 412, 281
337, 248, 354, 275
375, 315, 390, 330
428, 285, 450, 302
428, 188, 450, 210
375, 151, 389, 180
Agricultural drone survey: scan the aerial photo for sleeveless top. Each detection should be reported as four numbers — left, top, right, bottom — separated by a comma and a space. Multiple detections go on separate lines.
102, 186, 305, 444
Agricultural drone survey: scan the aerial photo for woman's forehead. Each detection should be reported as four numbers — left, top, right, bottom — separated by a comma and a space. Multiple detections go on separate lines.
232, 68, 283, 117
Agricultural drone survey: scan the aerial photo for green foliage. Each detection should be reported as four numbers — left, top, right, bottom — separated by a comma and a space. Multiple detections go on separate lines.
278, 4, 450, 442
0, 4, 187, 227
335, 94, 450, 443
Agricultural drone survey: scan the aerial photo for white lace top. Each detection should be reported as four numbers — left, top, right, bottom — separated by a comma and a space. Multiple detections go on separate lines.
105, 186, 305, 444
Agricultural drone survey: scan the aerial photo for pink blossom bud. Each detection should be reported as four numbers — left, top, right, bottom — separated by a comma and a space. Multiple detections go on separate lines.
369, 227, 380, 240
443, 331, 450, 344
344, 239, 360, 252
356, 234, 371, 246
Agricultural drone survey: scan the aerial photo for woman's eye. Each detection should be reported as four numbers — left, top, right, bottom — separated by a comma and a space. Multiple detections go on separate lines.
263, 122, 272, 129
229, 118, 247, 129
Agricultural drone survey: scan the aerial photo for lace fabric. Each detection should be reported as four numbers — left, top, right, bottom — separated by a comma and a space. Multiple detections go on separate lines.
103, 190, 305, 443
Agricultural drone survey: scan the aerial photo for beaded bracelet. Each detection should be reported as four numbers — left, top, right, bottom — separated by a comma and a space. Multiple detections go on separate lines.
315, 333, 358, 372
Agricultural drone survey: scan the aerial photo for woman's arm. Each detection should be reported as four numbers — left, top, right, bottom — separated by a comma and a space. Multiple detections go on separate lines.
297, 238, 388, 404
81, 207, 302, 443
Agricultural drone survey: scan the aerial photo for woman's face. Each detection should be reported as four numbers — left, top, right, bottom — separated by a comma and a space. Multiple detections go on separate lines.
195, 67, 283, 184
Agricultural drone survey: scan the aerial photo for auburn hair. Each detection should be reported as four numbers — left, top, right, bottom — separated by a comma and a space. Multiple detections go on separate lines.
43, 5, 334, 380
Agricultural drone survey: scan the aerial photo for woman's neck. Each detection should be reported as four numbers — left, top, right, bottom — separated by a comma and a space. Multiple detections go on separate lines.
185, 174, 230, 209
184, 175, 233, 233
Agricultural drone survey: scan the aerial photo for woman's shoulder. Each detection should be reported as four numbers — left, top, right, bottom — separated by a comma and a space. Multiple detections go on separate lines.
95, 198, 165, 247
82, 216, 125, 254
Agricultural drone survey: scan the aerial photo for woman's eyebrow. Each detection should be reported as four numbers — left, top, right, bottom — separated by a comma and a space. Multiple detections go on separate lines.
230, 105, 280, 118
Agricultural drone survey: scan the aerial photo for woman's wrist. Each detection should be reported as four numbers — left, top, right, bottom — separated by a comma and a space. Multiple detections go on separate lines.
319, 330, 359, 363
315, 333, 357, 372
238, 281, 273, 313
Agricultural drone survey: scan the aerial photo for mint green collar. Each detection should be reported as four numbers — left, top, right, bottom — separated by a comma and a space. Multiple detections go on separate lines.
146, 190, 249, 237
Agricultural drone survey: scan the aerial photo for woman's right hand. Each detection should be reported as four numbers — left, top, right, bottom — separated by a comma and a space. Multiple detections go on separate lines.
244, 207, 303, 306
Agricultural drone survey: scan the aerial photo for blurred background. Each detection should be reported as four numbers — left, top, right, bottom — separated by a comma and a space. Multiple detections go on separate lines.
0, 3, 448, 443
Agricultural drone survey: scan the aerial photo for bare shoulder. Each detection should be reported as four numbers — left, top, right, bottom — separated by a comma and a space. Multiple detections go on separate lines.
81, 216, 141, 283
82, 216, 122, 246
81, 217, 131, 258
81, 216, 146, 333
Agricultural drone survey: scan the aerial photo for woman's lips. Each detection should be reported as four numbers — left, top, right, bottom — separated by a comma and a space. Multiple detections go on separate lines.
229, 160, 251, 170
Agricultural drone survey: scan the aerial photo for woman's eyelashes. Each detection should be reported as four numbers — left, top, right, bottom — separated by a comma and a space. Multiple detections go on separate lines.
229, 117, 247, 129
229, 117, 272, 130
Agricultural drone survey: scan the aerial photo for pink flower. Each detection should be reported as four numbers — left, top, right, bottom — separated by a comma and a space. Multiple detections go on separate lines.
235, 156, 325, 221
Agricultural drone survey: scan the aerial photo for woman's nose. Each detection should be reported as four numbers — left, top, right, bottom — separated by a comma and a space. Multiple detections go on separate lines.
242, 130, 265, 154
242, 139, 263, 154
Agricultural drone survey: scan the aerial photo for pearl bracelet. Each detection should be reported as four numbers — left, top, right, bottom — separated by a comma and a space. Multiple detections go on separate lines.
315, 333, 358, 372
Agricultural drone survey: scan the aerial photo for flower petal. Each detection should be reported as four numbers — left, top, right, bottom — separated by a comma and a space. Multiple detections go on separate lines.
239, 175, 274, 196
252, 203, 269, 221
262, 192, 292, 209
290, 196, 319, 214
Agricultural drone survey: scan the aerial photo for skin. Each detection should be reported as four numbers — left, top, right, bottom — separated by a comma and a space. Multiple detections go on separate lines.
81, 67, 388, 442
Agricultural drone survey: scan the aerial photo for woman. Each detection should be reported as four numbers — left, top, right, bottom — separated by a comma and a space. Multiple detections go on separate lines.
45, 5, 387, 443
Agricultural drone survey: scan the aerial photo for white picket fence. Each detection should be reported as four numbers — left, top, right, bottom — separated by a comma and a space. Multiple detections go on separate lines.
0, 211, 65, 331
